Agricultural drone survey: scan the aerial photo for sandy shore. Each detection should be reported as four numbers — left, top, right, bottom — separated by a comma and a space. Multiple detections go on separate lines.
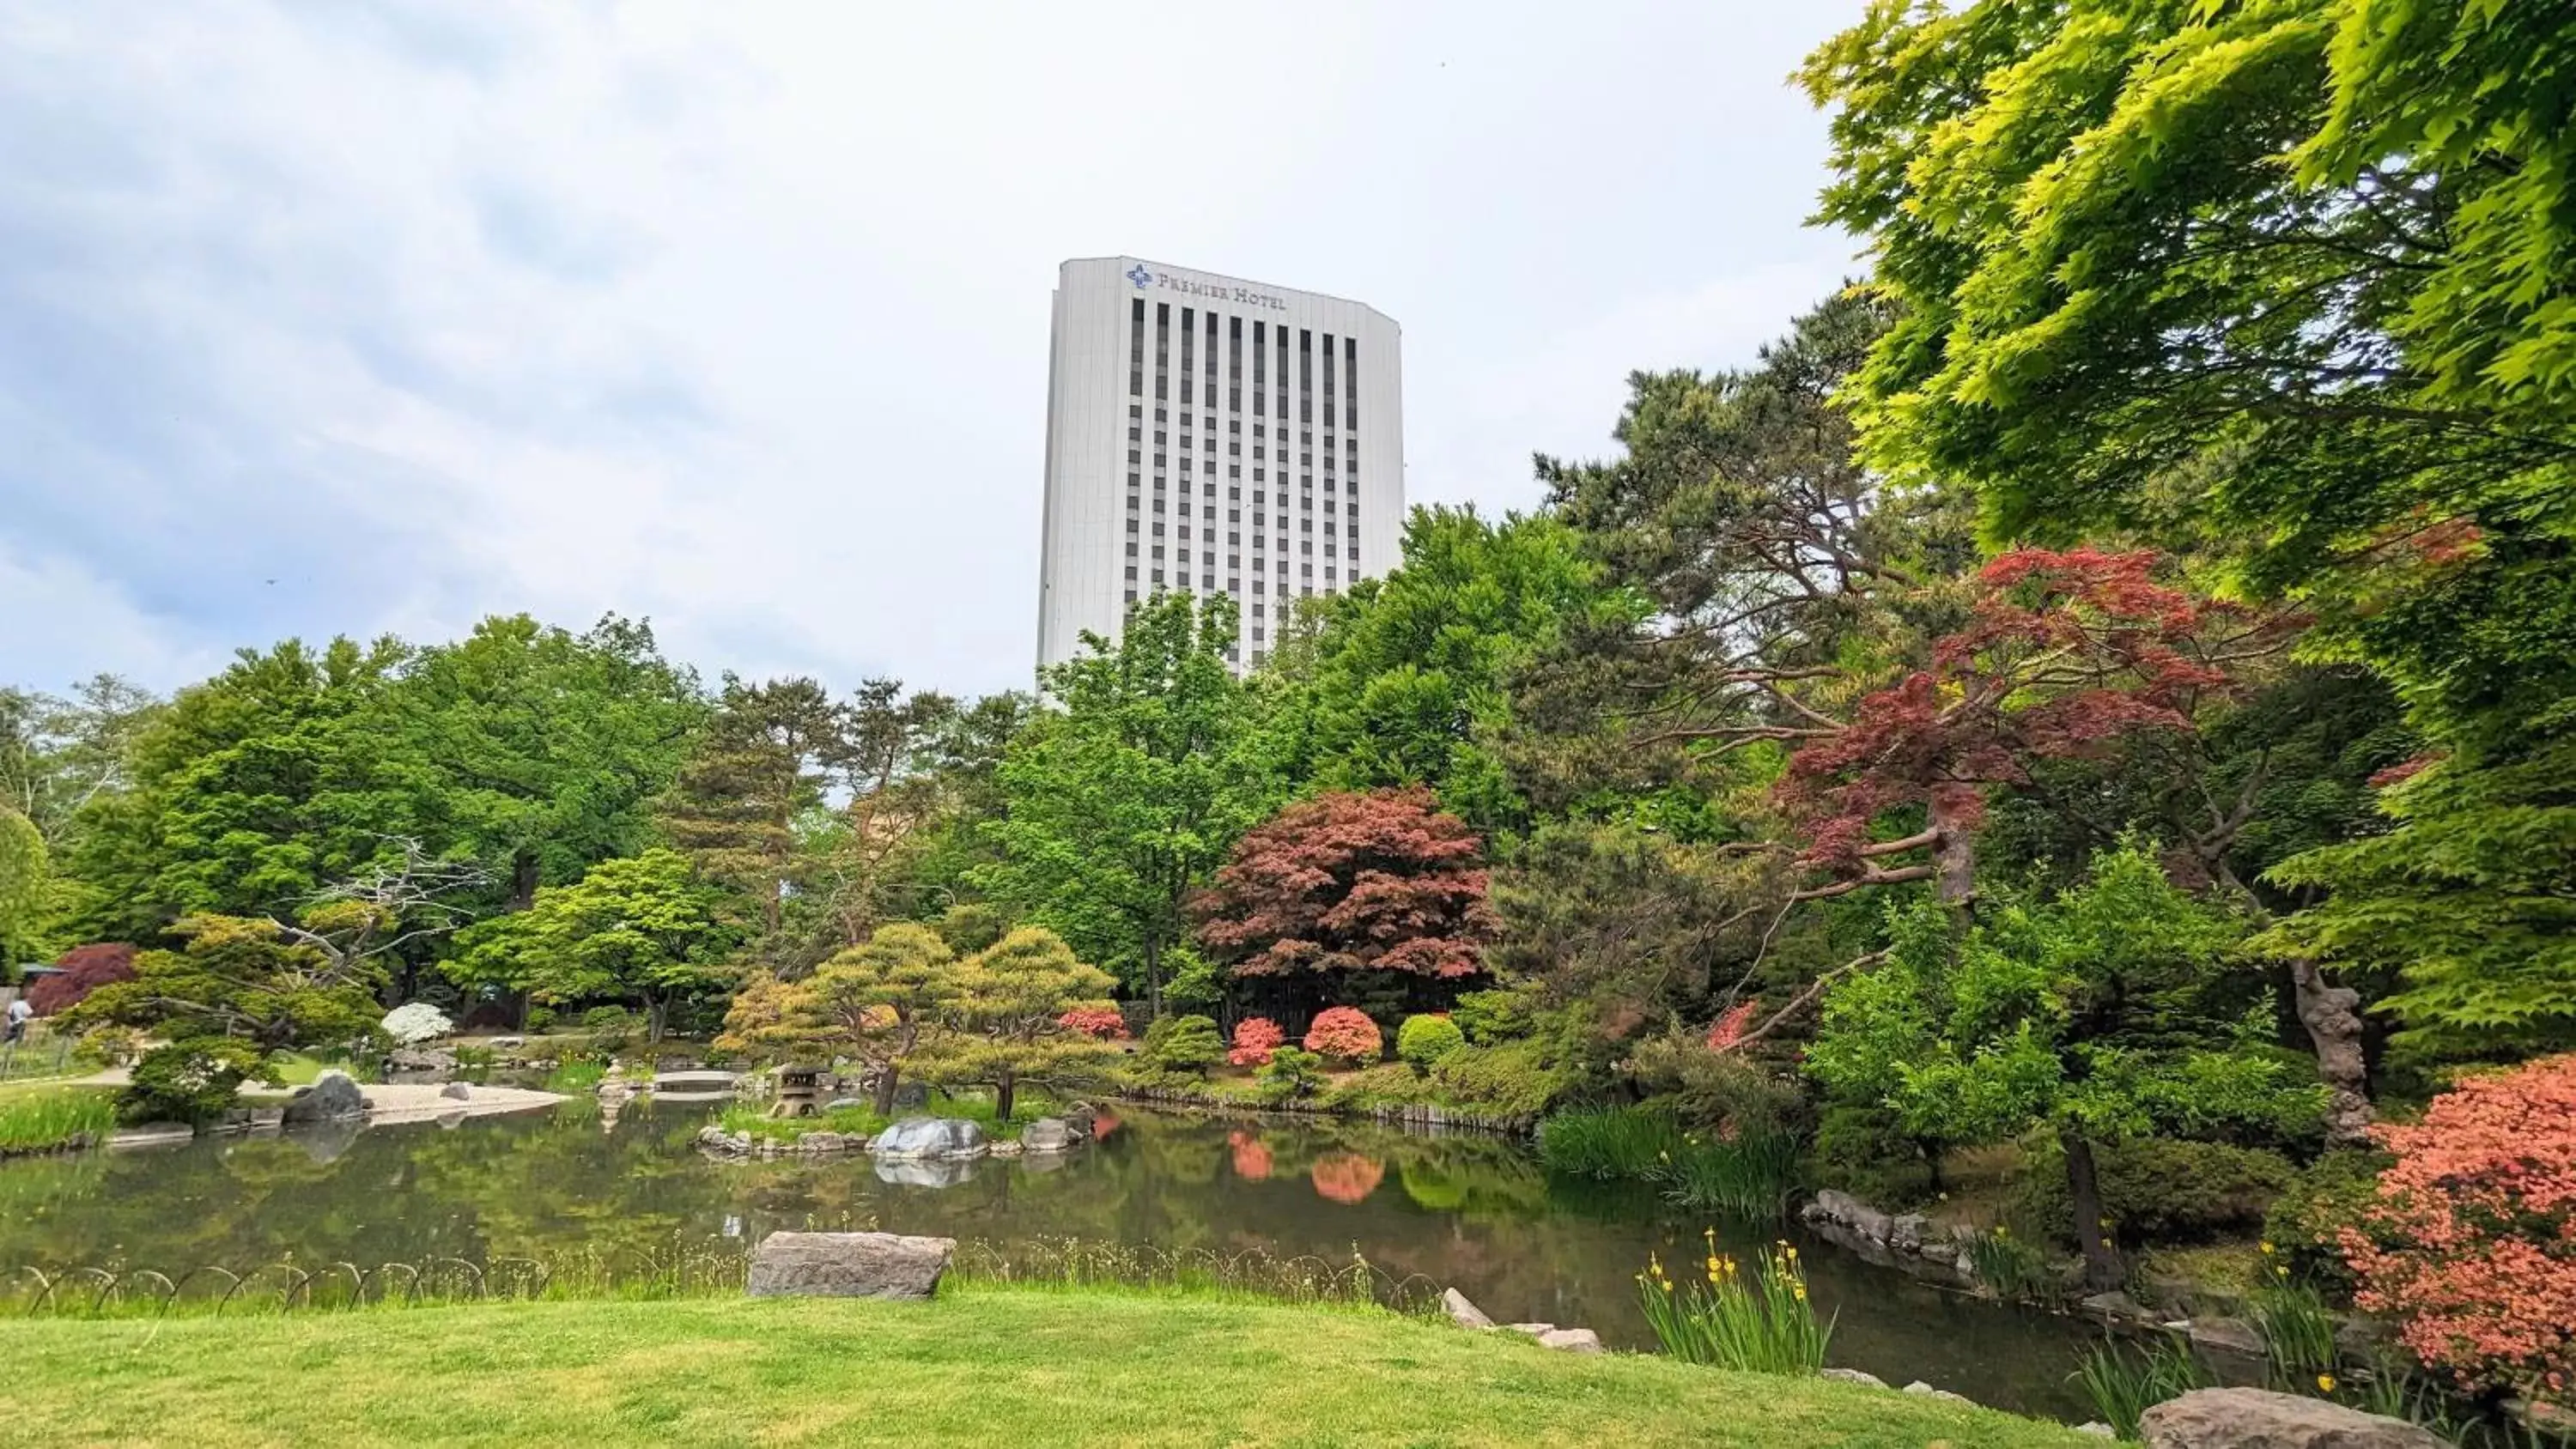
361, 1082, 566, 1124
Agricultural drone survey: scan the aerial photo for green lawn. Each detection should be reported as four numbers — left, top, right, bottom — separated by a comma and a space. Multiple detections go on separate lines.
0, 1285, 2091, 1447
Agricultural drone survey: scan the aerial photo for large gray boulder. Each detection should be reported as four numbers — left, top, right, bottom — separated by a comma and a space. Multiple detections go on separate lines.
2142, 1389, 2447, 1449
282, 1070, 368, 1125
1020, 1118, 1078, 1153
872, 1117, 987, 1161
745, 1231, 955, 1300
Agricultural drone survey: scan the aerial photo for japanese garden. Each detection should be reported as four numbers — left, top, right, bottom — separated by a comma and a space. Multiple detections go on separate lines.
3, 2, 2572, 1445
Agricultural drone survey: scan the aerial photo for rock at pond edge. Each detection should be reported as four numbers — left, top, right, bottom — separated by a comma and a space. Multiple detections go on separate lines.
2140, 1387, 2447, 1448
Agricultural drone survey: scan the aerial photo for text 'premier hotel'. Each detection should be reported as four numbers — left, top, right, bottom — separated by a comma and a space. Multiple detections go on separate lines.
1036, 258, 1405, 675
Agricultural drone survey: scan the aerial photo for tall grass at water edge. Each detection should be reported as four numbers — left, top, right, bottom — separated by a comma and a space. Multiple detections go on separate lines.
1637, 1234, 1832, 1375
1963, 1224, 2056, 1300
2071, 1338, 2215, 1441
1538, 1105, 1801, 1220
2250, 1276, 2339, 1381
0, 1090, 117, 1155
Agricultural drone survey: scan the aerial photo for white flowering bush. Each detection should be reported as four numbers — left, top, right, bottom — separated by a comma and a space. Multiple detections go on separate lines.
380, 1002, 453, 1046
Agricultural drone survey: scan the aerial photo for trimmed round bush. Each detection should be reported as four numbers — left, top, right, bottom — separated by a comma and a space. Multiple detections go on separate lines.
1145, 1014, 1224, 1073
1303, 1007, 1382, 1065
1228, 1016, 1285, 1067
380, 1002, 453, 1046
1056, 1008, 1126, 1040
1397, 1014, 1466, 1074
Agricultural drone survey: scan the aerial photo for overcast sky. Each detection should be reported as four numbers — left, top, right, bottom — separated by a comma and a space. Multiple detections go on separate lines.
1, 1, 1866, 701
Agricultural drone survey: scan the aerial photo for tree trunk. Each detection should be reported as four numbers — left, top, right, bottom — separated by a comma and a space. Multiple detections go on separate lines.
644, 995, 668, 1044
2061, 1127, 2123, 1291
1143, 937, 1164, 1020
1929, 790, 1978, 912
872, 1062, 899, 1117
2290, 957, 2374, 1148
509, 851, 540, 912
996, 1069, 1017, 1124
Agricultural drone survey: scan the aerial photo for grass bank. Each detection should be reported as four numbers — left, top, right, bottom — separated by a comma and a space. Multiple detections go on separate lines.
0, 1283, 2094, 1447
0, 1087, 116, 1156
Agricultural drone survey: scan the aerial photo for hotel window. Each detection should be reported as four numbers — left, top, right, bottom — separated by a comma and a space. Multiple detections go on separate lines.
1321, 335, 1335, 428
1154, 303, 1169, 400
1345, 336, 1358, 430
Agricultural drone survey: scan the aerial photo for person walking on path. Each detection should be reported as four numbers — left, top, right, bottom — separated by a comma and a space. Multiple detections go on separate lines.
4, 995, 31, 1046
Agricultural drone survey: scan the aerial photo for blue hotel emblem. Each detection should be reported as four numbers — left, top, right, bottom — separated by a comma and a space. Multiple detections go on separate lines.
1127, 264, 1153, 288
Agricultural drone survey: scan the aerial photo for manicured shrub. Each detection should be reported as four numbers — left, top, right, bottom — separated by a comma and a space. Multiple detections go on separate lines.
119, 1040, 260, 1125
523, 1005, 557, 1034
1449, 988, 1531, 1046
1396, 1014, 1465, 1074
1428, 1040, 1569, 1119
2343, 1054, 2576, 1410
2263, 1149, 2393, 1294
1144, 1014, 1225, 1073
2018, 1137, 2296, 1246
1303, 1006, 1382, 1065
1309, 1153, 1386, 1205
1228, 1016, 1285, 1067
1056, 1008, 1126, 1040
27, 944, 136, 1016
1256, 1046, 1323, 1100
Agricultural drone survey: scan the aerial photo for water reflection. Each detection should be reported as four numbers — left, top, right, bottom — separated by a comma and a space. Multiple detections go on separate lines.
0, 1101, 2093, 1417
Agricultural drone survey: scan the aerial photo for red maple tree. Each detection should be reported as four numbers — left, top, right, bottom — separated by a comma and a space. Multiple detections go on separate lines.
27, 943, 137, 1016
1303, 1005, 1384, 1064
1194, 788, 1495, 981
1776, 548, 2284, 905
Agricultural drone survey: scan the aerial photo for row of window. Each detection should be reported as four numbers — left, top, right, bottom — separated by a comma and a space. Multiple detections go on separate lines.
1133, 299, 1362, 430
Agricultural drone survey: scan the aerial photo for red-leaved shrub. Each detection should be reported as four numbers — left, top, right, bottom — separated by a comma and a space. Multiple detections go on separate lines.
1303, 1006, 1382, 1065
28, 943, 137, 1016
1056, 1008, 1126, 1040
1704, 1001, 1757, 1052
1229, 1016, 1285, 1067
2342, 1054, 2576, 1408
1310, 1153, 1385, 1205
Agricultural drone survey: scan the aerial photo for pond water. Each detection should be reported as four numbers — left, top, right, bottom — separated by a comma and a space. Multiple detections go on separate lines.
0, 1097, 2099, 1419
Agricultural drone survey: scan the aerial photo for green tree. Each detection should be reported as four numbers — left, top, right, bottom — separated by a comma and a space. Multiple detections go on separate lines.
1256, 507, 1608, 839
725, 921, 963, 1113
372, 615, 705, 911
0, 676, 161, 849
1804, 845, 2320, 1288
450, 849, 734, 1041
977, 592, 1276, 1015
922, 926, 1117, 1121
63, 639, 411, 939
656, 676, 843, 949
1801, 0, 2576, 1062
0, 806, 48, 964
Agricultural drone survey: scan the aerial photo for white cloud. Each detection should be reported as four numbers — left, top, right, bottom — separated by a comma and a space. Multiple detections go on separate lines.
0, 0, 1872, 698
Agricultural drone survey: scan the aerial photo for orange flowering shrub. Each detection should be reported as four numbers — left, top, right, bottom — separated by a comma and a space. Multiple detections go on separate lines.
2342, 1054, 2576, 1408
1229, 1016, 1285, 1067
1303, 1006, 1383, 1065
1229, 1129, 1273, 1181
1310, 1153, 1385, 1204
1055, 1008, 1126, 1040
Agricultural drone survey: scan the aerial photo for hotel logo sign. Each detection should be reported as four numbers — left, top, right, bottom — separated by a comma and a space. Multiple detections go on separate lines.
1124, 263, 1288, 313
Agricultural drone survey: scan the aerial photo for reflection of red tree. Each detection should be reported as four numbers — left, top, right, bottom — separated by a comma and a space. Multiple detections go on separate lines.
1230, 1131, 1273, 1181
1091, 1112, 1121, 1141
1309, 1154, 1385, 1205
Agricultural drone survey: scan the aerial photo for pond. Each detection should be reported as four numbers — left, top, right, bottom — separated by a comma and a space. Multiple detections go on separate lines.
0, 1097, 2099, 1420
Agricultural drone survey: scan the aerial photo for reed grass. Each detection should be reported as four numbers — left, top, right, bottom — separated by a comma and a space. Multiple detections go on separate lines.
1537, 1105, 1684, 1180
1965, 1224, 2057, 1301
2070, 1337, 2213, 1441
1658, 1132, 1802, 1221
0, 1089, 117, 1155
2251, 1277, 2339, 1379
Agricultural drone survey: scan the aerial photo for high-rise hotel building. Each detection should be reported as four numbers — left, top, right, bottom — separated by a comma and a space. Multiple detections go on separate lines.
1036, 257, 1404, 674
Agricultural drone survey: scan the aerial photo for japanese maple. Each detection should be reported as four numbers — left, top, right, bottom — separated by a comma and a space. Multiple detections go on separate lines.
1055, 1007, 1126, 1040
1194, 788, 1494, 981
1777, 548, 2281, 904
27, 943, 137, 1016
